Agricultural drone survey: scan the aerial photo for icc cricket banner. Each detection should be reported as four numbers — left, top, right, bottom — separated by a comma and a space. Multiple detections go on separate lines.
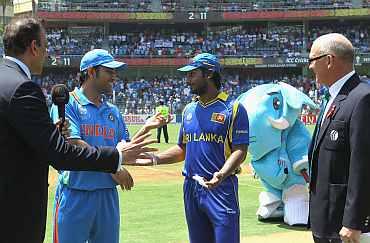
124, 114, 314, 125
37, 11, 173, 21
123, 114, 177, 125
43, 56, 312, 68
43, 54, 370, 68
223, 8, 370, 20
300, 114, 318, 125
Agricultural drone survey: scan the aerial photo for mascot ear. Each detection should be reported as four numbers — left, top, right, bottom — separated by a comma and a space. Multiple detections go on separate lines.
278, 82, 318, 110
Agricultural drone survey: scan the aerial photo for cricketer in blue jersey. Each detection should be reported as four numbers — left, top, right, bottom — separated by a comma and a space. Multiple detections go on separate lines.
50, 49, 167, 243
134, 53, 249, 243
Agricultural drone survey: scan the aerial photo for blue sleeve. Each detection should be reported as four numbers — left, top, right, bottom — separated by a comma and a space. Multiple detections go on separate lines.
177, 108, 187, 146
50, 104, 59, 123
177, 122, 184, 146
65, 101, 81, 139
117, 110, 129, 142
178, 104, 193, 146
231, 102, 249, 145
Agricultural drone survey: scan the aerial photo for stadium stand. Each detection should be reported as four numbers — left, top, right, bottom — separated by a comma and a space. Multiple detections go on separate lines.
37, 0, 358, 12
35, 71, 318, 115
9, 0, 368, 120
47, 24, 302, 57
45, 22, 370, 58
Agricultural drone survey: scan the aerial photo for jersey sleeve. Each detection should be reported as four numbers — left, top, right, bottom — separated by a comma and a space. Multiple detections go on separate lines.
50, 104, 59, 123
177, 104, 190, 146
65, 100, 82, 139
117, 110, 129, 142
177, 122, 185, 146
230, 101, 249, 146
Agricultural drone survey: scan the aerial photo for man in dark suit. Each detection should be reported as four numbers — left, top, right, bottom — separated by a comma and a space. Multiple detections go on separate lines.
308, 33, 370, 243
0, 18, 156, 243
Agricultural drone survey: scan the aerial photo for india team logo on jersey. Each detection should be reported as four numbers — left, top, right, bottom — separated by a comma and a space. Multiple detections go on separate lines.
78, 105, 90, 120
108, 113, 115, 122
211, 113, 226, 124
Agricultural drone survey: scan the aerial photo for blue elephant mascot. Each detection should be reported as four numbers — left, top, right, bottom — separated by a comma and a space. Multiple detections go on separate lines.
237, 82, 318, 226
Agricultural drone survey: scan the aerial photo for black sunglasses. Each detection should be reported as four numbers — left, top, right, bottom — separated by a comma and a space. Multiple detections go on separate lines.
308, 54, 332, 64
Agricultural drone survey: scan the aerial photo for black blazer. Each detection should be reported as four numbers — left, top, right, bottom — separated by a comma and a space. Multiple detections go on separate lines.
309, 73, 370, 238
0, 59, 120, 243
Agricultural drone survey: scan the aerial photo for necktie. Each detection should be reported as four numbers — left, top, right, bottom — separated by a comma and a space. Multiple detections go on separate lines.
317, 90, 331, 126
313, 90, 331, 147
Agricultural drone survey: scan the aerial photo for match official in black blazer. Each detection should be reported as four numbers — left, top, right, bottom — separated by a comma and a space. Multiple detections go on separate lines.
308, 33, 370, 243
0, 18, 154, 243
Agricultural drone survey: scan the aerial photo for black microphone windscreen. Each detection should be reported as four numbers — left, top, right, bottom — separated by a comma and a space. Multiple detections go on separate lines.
51, 84, 70, 106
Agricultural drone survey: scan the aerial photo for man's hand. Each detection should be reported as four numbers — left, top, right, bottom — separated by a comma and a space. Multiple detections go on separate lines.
111, 167, 134, 191
116, 132, 158, 164
204, 171, 225, 189
129, 153, 158, 166
144, 112, 173, 131
55, 118, 71, 139
339, 226, 361, 243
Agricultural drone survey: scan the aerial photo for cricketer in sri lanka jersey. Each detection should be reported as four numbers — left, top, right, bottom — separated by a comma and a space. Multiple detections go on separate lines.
133, 53, 249, 243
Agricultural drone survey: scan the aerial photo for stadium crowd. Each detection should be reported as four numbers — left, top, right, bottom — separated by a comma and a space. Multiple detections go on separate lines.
107, 25, 303, 57
45, 22, 370, 58
38, 0, 360, 12
35, 71, 320, 115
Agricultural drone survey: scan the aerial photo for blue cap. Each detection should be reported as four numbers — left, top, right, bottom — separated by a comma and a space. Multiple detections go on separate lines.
80, 49, 127, 72
178, 53, 221, 73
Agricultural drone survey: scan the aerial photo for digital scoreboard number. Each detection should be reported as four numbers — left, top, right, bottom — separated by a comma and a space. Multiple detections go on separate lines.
187, 12, 208, 20
174, 12, 221, 22
47, 56, 80, 67
50, 56, 71, 66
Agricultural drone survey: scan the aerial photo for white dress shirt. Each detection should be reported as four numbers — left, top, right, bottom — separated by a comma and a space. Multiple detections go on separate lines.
4, 56, 32, 79
321, 70, 355, 126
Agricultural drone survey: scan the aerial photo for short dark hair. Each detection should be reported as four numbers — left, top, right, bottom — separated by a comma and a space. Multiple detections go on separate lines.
200, 68, 222, 90
3, 17, 44, 56
79, 65, 101, 84
79, 70, 88, 84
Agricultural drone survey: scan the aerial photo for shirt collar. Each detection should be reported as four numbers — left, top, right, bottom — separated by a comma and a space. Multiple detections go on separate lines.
73, 87, 93, 106
328, 70, 355, 99
197, 92, 229, 106
217, 92, 228, 101
4, 56, 31, 79
73, 87, 107, 107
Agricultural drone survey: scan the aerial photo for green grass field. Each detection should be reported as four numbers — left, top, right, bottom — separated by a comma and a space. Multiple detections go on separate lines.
45, 124, 315, 243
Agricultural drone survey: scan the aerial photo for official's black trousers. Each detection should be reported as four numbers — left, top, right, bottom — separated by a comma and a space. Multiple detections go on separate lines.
157, 125, 168, 143
313, 235, 342, 243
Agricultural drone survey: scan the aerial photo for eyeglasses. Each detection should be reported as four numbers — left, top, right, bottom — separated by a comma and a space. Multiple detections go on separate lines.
308, 54, 333, 64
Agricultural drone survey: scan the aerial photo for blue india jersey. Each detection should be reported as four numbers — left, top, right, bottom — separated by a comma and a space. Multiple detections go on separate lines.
50, 87, 129, 190
178, 92, 249, 179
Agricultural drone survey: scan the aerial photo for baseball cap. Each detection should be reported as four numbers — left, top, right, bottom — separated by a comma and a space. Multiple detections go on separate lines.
178, 53, 221, 73
80, 49, 127, 72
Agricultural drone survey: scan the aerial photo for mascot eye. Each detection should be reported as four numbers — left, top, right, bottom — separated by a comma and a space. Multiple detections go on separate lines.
273, 97, 280, 110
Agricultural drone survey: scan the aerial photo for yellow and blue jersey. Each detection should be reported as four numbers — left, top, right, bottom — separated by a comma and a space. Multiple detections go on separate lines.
50, 87, 128, 191
178, 92, 249, 179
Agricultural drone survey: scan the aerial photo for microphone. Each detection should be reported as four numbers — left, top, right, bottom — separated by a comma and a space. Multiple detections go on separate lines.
51, 84, 69, 131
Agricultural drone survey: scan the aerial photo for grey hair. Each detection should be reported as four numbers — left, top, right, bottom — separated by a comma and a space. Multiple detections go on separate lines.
316, 33, 354, 64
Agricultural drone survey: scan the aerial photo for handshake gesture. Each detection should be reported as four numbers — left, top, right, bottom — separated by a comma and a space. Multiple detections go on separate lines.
117, 112, 173, 164
116, 132, 158, 165
112, 112, 173, 190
